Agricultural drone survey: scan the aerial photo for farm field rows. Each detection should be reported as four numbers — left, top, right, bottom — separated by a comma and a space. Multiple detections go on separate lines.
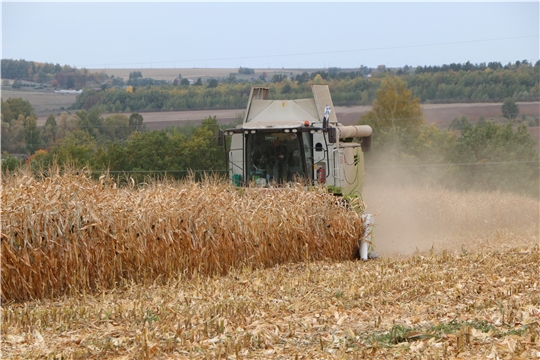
1, 172, 539, 359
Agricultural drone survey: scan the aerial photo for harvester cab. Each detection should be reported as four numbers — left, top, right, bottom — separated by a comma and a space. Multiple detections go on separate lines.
217, 85, 377, 260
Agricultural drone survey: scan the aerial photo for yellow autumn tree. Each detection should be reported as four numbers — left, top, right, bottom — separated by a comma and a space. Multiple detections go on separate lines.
360, 76, 424, 133
312, 74, 325, 85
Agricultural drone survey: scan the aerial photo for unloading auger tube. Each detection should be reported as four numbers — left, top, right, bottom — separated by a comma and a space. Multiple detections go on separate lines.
335, 124, 373, 139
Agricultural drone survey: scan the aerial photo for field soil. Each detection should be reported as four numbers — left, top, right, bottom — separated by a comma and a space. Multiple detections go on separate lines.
2, 88, 79, 117
34, 101, 540, 129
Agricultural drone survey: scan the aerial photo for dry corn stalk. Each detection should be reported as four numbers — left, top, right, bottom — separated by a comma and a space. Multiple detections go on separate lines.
1, 168, 365, 302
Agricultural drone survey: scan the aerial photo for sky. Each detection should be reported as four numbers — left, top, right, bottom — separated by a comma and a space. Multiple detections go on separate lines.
2, 1, 539, 70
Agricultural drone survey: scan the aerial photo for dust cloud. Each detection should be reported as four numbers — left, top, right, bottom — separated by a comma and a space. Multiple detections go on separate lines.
361, 168, 539, 257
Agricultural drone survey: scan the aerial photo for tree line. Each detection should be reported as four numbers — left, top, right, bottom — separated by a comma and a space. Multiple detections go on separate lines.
1, 94, 233, 181
64, 61, 538, 113
1, 59, 107, 88
2, 59, 539, 106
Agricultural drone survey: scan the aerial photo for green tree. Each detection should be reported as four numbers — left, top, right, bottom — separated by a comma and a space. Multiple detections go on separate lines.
1, 116, 26, 153
238, 67, 254, 75
180, 78, 190, 86
129, 71, 143, 79
55, 112, 80, 140
41, 114, 58, 148
102, 114, 132, 141
75, 109, 102, 139
1, 153, 25, 172
501, 97, 519, 119
181, 116, 225, 171
24, 115, 40, 153
1, 98, 34, 124
448, 116, 471, 131
51, 130, 98, 167
66, 76, 75, 89
129, 112, 145, 132
282, 83, 291, 94
93, 141, 127, 171
123, 130, 184, 174
272, 74, 287, 83
450, 121, 539, 195
208, 78, 218, 88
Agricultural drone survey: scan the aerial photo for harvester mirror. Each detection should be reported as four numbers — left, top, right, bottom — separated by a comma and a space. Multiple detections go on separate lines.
361, 134, 372, 152
328, 127, 337, 144
216, 129, 224, 147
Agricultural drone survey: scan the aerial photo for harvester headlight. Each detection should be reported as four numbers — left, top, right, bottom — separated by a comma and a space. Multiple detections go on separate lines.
284, 129, 290, 133
292, 129, 298, 133
250, 130, 256, 134
317, 129, 323, 134
310, 129, 316, 134
244, 130, 249, 134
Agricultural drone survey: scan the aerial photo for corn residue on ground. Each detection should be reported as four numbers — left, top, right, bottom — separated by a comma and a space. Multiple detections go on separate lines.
2, 248, 539, 359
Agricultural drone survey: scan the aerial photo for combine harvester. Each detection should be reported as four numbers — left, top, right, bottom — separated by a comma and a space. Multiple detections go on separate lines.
217, 85, 377, 260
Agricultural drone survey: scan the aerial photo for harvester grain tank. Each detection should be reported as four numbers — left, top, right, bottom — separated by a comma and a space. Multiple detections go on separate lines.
217, 85, 376, 259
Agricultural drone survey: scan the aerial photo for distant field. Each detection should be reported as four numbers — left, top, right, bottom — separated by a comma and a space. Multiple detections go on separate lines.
89, 67, 310, 82
1, 88, 78, 117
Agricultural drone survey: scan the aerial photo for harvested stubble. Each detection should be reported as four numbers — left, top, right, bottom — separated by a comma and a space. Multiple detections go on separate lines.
1, 169, 365, 302
2, 247, 539, 359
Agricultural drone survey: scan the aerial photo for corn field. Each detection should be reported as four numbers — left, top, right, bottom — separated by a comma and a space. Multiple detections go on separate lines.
1, 168, 366, 303
2, 168, 539, 358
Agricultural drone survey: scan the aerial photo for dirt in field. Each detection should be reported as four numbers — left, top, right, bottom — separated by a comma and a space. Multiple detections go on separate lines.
37, 101, 538, 127
100, 102, 539, 144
